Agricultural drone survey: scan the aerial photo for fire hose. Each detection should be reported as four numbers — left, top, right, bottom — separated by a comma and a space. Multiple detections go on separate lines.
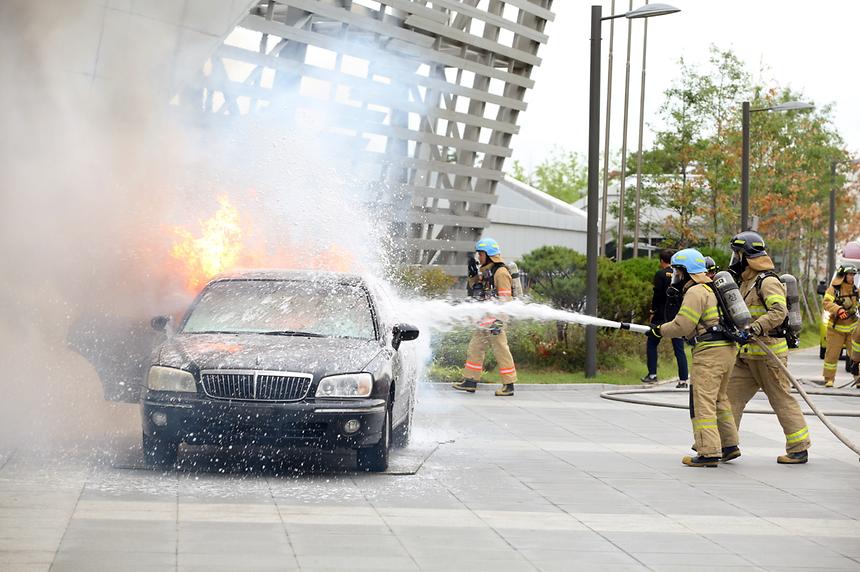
598, 326, 860, 461
753, 338, 860, 460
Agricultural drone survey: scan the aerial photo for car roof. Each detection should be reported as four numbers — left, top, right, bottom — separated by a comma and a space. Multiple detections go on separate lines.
208, 269, 367, 285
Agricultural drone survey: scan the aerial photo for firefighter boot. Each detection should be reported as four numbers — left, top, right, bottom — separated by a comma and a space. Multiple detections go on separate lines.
495, 383, 515, 397
825, 379, 834, 388
777, 450, 809, 464
452, 380, 478, 393
682, 455, 720, 467
721, 445, 741, 462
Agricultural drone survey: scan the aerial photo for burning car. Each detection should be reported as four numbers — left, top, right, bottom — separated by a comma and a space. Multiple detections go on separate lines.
141, 270, 419, 472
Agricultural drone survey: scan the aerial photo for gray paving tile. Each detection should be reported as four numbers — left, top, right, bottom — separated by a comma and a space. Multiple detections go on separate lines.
178, 552, 300, 568
602, 532, 728, 554
296, 554, 420, 570
633, 551, 752, 567
50, 550, 176, 570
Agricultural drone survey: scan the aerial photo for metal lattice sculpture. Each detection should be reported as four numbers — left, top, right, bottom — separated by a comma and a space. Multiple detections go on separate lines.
192, 0, 553, 275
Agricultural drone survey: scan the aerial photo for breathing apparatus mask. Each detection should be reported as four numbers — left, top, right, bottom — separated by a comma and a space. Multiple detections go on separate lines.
728, 250, 746, 277
667, 266, 689, 298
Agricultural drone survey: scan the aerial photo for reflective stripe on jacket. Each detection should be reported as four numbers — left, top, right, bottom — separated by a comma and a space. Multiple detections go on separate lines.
823, 283, 858, 331
738, 261, 787, 359
659, 280, 734, 354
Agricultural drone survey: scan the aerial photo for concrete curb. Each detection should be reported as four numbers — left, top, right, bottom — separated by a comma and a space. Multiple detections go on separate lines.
424, 380, 680, 391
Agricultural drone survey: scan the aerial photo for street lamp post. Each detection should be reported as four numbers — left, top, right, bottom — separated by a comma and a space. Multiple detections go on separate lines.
585, 3, 680, 378
740, 100, 814, 231
633, 0, 650, 258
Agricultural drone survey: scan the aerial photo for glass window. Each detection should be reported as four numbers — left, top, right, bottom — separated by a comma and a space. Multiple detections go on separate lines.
182, 280, 376, 339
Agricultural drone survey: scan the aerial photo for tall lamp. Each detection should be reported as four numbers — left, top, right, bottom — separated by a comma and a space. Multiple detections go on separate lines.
586, 3, 680, 377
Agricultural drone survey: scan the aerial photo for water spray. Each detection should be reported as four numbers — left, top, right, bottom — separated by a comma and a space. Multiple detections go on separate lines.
401, 298, 651, 335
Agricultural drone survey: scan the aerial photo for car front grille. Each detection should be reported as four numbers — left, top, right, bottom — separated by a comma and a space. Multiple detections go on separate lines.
199, 370, 312, 402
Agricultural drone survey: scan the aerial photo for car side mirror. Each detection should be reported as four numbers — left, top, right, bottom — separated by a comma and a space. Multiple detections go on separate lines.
151, 315, 171, 332
392, 323, 419, 350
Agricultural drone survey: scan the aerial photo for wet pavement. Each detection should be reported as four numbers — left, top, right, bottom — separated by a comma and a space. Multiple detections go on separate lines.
1, 348, 859, 571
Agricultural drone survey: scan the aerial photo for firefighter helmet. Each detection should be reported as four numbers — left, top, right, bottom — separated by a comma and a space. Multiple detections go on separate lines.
729, 231, 767, 258
704, 256, 718, 273
475, 237, 501, 256
837, 264, 858, 276
671, 248, 708, 275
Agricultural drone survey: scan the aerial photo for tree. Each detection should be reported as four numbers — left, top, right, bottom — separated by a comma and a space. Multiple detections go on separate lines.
510, 148, 588, 203
638, 46, 856, 290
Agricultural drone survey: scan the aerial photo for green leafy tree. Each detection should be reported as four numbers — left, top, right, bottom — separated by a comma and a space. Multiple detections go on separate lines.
510, 148, 588, 204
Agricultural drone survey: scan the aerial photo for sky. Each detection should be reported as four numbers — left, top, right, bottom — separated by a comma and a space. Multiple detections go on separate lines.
511, 0, 860, 172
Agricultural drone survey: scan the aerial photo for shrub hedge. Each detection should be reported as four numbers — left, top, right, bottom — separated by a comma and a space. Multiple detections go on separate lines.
418, 245, 691, 376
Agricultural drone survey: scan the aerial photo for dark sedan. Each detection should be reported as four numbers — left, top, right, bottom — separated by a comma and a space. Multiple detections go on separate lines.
141, 270, 419, 472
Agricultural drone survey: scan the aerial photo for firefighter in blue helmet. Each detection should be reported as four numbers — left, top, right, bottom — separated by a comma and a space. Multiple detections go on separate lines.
649, 248, 740, 467
455, 238, 517, 397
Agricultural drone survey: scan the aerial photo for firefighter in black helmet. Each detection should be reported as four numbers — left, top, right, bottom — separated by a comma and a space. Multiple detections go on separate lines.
822, 264, 859, 387
726, 231, 811, 464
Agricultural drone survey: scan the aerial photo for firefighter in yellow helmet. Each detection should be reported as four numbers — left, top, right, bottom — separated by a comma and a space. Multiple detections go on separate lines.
726, 232, 811, 464
454, 238, 517, 397
822, 264, 858, 388
649, 248, 740, 467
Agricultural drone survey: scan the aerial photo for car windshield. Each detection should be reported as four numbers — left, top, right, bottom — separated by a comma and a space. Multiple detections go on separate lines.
182, 279, 376, 339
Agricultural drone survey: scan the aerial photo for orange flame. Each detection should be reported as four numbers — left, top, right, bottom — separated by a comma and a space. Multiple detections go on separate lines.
170, 195, 243, 292
169, 194, 356, 293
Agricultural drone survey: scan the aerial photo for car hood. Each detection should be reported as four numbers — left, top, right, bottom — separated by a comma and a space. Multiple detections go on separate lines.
154, 333, 383, 378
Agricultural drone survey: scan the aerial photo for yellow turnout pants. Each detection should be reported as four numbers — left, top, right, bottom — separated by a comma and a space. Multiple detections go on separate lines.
463, 325, 517, 383
728, 356, 811, 454
851, 322, 860, 364
823, 328, 851, 382
689, 344, 739, 458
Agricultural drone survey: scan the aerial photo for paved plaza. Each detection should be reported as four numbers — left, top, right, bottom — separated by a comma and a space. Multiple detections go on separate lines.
1, 348, 859, 571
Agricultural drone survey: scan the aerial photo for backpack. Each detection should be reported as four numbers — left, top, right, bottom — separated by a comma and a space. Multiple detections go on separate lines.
754, 271, 802, 348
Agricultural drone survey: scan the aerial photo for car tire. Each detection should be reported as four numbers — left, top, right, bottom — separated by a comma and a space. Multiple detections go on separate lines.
392, 397, 413, 449
142, 432, 178, 468
356, 406, 390, 472
820, 346, 826, 360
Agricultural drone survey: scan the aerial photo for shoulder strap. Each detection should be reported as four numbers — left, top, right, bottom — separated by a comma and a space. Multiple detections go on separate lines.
754, 271, 780, 308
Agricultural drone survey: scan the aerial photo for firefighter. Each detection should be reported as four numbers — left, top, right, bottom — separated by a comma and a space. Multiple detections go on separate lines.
851, 313, 860, 389
822, 264, 858, 387
726, 231, 811, 464
643, 249, 689, 388
453, 238, 517, 397
648, 248, 740, 467
704, 256, 719, 279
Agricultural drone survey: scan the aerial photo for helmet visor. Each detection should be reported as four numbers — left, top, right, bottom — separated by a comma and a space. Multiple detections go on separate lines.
729, 251, 743, 269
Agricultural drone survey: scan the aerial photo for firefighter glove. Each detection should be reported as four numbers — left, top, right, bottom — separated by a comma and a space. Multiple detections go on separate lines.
467, 257, 479, 278
647, 324, 662, 339
838, 308, 849, 320
750, 322, 764, 336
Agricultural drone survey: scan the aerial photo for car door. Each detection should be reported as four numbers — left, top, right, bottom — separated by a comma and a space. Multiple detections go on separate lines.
366, 282, 412, 423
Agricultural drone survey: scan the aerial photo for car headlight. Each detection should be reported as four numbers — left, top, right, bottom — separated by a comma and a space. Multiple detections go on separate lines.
147, 366, 196, 392
315, 373, 373, 398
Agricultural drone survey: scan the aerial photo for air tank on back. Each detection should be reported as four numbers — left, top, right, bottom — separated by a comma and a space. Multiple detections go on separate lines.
780, 274, 803, 335
506, 262, 524, 298
712, 271, 752, 330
